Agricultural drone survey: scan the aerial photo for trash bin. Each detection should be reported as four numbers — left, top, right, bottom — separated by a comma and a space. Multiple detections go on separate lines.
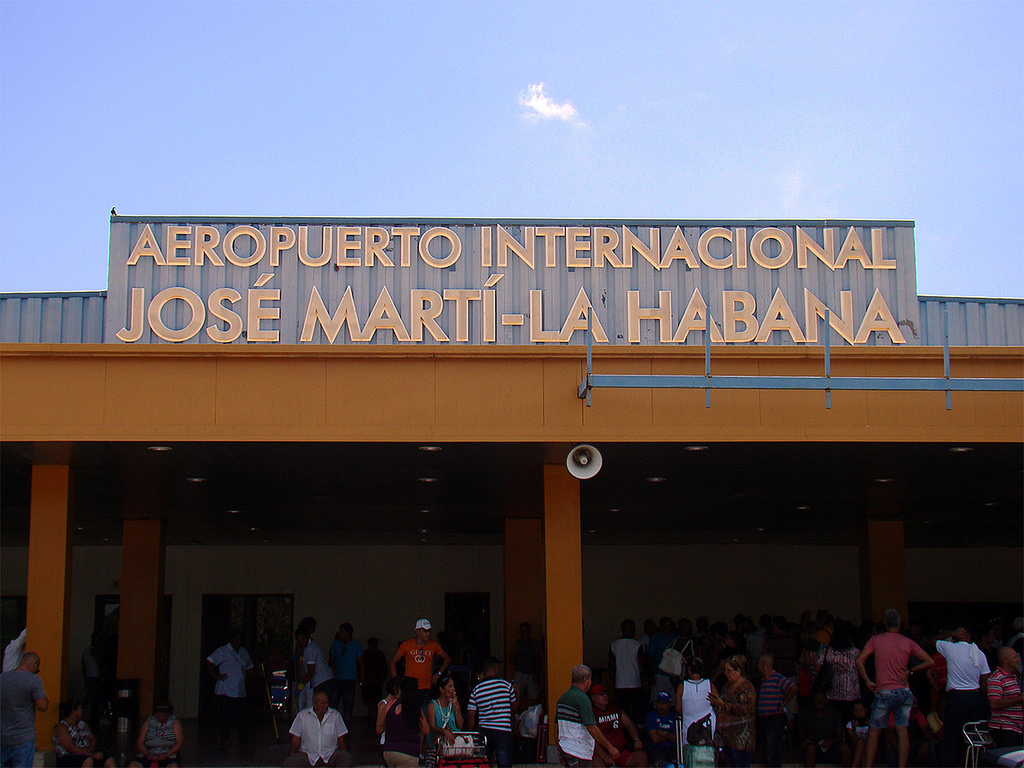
114, 678, 139, 738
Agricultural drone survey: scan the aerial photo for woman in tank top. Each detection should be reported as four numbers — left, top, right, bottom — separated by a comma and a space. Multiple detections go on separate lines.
675, 657, 718, 746
377, 676, 428, 767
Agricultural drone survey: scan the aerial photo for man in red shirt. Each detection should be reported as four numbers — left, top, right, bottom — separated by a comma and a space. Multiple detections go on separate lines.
856, 609, 933, 768
389, 619, 451, 705
589, 685, 647, 767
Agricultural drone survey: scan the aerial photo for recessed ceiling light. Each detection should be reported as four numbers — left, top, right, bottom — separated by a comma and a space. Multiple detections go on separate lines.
420, 509, 431, 514
984, 501, 998, 507
949, 446, 974, 453
419, 528, 428, 534
227, 509, 240, 515
418, 445, 443, 452
757, 527, 767, 532
588, 529, 597, 534
418, 477, 439, 483
796, 505, 810, 510
185, 477, 206, 483
732, 537, 740, 543
75, 526, 85, 531
608, 508, 620, 513
684, 445, 708, 452
248, 526, 259, 532
873, 477, 895, 483
646, 476, 667, 483
147, 445, 172, 452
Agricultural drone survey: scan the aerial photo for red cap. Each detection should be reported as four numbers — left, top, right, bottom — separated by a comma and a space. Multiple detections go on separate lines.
590, 684, 608, 696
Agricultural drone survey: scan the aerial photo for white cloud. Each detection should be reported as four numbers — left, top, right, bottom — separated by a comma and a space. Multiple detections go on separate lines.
519, 83, 583, 124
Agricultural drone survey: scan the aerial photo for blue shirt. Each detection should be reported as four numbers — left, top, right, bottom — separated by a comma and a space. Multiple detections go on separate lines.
329, 639, 362, 680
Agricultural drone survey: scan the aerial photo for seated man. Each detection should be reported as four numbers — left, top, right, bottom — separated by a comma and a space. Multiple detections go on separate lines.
590, 684, 648, 768
798, 692, 844, 768
284, 690, 353, 767
643, 691, 678, 766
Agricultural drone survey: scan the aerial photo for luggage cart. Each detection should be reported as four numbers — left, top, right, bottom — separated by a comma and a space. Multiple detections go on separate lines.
432, 732, 489, 768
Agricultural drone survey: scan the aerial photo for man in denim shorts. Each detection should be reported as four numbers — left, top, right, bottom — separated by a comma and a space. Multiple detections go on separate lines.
856, 609, 934, 768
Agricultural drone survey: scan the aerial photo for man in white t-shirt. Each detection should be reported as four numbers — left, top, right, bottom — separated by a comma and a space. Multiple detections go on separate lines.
935, 626, 990, 767
285, 690, 352, 767
609, 620, 644, 724
205, 630, 254, 747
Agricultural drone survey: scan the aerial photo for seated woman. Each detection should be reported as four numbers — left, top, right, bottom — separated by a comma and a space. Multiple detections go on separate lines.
376, 676, 428, 768
128, 701, 184, 768
52, 698, 115, 768
426, 674, 464, 757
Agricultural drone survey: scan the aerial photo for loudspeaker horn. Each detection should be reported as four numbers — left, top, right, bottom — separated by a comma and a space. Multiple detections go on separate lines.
566, 444, 603, 479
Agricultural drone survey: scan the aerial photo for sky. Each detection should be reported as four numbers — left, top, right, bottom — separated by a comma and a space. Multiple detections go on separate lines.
1, 0, 1021, 298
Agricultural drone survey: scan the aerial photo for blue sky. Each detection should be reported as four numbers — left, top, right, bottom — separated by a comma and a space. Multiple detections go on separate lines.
1, 0, 1021, 297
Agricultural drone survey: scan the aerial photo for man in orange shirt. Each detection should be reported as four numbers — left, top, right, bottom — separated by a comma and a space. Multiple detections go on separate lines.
390, 619, 451, 706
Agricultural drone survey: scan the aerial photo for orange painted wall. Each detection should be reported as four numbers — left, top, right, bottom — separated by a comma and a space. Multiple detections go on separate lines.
1, 344, 1020, 444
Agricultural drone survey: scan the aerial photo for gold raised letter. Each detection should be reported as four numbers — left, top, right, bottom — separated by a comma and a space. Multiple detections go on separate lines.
804, 289, 854, 345
420, 228, 462, 269
559, 288, 607, 342
195, 226, 224, 266
497, 225, 535, 269
754, 288, 805, 342
870, 229, 896, 269
410, 289, 448, 342
698, 228, 734, 269
673, 288, 724, 343
363, 286, 411, 341
116, 287, 146, 342
660, 227, 699, 269
164, 226, 192, 266
593, 227, 621, 267
147, 287, 205, 342
270, 227, 296, 268
627, 290, 673, 343
854, 289, 905, 344
364, 227, 393, 267
621, 227, 660, 269
222, 226, 267, 267
835, 227, 871, 270
796, 227, 835, 269
722, 290, 757, 342
207, 288, 243, 343
749, 227, 793, 270
127, 224, 166, 266
298, 226, 332, 267
300, 285, 366, 343
336, 227, 362, 267
565, 227, 592, 267
529, 290, 560, 342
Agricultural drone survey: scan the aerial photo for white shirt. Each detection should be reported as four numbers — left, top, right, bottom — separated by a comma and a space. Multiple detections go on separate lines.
936, 639, 990, 690
206, 643, 254, 698
304, 639, 333, 689
289, 706, 349, 764
610, 638, 643, 688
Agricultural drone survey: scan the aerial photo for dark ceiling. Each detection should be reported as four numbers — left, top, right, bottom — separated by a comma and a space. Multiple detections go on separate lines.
1, 440, 1021, 548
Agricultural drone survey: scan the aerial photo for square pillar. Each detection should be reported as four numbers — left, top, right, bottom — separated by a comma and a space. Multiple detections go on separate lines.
27, 464, 75, 748
118, 518, 165, 716
504, 518, 545, 690
858, 482, 908, 623
543, 463, 582, 748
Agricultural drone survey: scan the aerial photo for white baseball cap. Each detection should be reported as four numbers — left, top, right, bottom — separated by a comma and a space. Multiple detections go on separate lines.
415, 619, 432, 631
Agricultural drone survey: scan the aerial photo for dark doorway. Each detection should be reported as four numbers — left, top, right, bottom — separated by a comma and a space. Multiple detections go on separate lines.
199, 594, 293, 718
443, 592, 489, 702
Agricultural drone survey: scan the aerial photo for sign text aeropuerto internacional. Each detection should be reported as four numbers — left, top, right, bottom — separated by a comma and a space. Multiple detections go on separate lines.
106, 220, 918, 346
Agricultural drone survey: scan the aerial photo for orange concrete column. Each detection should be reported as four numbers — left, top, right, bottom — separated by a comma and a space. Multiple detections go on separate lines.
504, 518, 545, 675
858, 482, 908, 623
117, 518, 165, 717
26, 464, 75, 748
543, 463, 583, 750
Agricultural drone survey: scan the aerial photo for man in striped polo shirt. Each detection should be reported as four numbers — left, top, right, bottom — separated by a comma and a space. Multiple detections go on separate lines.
467, 657, 517, 768
987, 646, 1023, 748
756, 653, 796, 767
556, 664, 620, 767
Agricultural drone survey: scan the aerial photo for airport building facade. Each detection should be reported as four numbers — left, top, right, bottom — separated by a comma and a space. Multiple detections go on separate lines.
1, 217, 1021, 746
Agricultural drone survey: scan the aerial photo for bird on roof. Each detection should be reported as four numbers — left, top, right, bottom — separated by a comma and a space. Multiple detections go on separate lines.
111, 206, 117, 216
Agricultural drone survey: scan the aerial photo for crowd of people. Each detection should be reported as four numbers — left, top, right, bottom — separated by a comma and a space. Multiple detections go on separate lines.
588, 609, 1024, 767
1, 608, 1021, 768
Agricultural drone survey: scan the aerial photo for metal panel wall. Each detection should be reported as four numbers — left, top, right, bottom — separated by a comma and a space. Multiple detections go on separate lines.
0, 292, 105, 343
919, 297, 1024, 347
104, 218, 921, 347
